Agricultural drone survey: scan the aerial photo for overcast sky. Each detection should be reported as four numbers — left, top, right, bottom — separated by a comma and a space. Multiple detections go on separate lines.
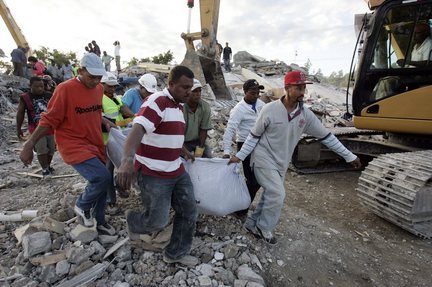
1, 0, 369, 76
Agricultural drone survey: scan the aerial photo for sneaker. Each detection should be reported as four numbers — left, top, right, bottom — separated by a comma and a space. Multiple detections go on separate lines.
97, 222, 116, 235
42, 169, 52, 178
256, 226, 277, 245
163, 254, 199, 266
74, 205, 94, 227
48, 166, 55, 173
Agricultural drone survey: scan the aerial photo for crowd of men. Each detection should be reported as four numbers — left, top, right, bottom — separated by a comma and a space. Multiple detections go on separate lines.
17, 51, 361, 266
10, 39, 121, 86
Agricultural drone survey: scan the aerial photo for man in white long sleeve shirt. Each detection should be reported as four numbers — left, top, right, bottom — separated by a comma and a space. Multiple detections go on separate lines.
229, 71, 361, 244
223, 79, 265, 219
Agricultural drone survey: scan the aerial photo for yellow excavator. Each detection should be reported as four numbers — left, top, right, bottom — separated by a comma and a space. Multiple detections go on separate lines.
294, 0, 432, 238
350, 0, 432, 238
180, 0, 231, 99
0, 0, 30, 53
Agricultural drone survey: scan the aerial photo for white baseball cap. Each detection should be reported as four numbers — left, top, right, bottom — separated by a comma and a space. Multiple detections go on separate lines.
101, 72, 119, 86
191, 78, 202, 91
80, 53, 106, 76
138, 73, 158, 93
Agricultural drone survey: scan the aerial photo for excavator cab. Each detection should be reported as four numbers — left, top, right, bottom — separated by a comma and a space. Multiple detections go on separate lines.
352, 0, 432, 135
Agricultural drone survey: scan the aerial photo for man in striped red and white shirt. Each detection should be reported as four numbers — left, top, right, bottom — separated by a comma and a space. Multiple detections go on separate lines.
117, 66, 198, 266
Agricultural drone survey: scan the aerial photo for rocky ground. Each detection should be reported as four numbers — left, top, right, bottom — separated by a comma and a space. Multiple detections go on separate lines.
0, 74, 431, 287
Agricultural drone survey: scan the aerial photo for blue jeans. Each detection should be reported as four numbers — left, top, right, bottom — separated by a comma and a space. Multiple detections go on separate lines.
245, 167, 285, 233
72, 157, 112, 225
127, 171, 197, 260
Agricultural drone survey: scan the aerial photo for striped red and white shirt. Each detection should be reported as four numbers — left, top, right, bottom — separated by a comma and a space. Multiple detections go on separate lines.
133, 88, 185, 178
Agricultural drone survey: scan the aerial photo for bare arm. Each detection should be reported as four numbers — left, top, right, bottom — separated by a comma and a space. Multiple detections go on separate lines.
16, 97, 26, 140
198, 129, 208, 147
120, 105, 135, 118
20, 125, 51, 166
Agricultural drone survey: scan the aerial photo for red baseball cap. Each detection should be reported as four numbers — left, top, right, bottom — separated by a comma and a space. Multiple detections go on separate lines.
284, 70, 312, 86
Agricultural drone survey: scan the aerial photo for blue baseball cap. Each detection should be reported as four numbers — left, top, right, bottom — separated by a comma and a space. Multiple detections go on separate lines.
80, 53, 106, 76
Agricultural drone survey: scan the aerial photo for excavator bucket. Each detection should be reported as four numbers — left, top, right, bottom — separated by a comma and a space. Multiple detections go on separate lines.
181, 50, 231, 99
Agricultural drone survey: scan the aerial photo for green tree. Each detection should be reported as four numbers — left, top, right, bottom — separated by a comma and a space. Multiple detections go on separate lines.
127, 57, 139, 67
32, 46, 77, 65
152, 50, 173, 65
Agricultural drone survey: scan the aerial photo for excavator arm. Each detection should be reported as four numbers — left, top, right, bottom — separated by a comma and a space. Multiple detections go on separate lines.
0, 0, 30, 52
180, 0, 231, 99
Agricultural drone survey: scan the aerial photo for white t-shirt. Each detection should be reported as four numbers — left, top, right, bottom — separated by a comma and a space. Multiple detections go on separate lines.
411, 37, 432, 61
114, 45, 121, 57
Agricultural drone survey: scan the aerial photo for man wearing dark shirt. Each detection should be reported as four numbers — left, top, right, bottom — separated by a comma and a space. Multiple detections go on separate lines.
223, 42, 232, 72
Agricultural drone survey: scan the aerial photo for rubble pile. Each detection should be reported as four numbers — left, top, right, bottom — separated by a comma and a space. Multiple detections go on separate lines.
233, 51, 305, 77
0, 174, 272, 287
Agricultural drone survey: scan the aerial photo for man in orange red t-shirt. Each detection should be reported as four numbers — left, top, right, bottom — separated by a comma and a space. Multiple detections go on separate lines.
20, 53, 116, 235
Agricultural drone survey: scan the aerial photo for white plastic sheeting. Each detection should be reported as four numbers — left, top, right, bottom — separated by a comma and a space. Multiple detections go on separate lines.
107, 128, 251, 216
184, 158, 251, 216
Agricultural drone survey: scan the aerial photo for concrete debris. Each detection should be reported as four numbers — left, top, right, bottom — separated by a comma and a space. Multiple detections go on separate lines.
22, 231, 51, 258
70, 223, 98, 243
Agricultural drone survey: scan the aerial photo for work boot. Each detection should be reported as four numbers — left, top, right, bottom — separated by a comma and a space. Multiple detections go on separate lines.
163, 254, 199, 266
97, 222, 116, 236
74, 205, 94, 227
256, 226, 277, 245
42, 169, 52, 179
243, 222, 260, 239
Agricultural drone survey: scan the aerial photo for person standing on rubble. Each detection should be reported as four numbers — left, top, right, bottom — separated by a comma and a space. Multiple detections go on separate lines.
16, 77, 55, 177
116, 65, 199, 266
101, 51, 114, 72
113, 41, 121, 74
121, 73, 158, 114
223, 42, 232, 72
92, 40, 101, 57
183, 79, 213, 158
223, 79, 266, 219
19, 53, 117, 236
10, 46, 26, 77
228, 71, 362, 244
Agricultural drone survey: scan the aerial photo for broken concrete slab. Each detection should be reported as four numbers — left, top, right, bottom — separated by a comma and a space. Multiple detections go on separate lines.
29, 216, 65, 234
66, 247, 95, 265
70, 223, 98, 244
22, 231, 51, 258
55, 260, 70, 277
29, 251, 66, 266
54, 261, 109, 287
236, 265, 264, 285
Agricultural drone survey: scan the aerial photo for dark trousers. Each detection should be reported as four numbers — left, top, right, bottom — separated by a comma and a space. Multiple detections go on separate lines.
127, 171, 197, 259
235, 142, 261, 215
12, 62, 24, 77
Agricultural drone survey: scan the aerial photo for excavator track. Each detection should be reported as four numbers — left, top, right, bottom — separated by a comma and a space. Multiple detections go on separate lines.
357, 150, 432, 238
